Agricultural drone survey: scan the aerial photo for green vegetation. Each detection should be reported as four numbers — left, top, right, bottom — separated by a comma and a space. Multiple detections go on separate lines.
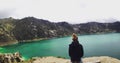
0, 17, 16, 42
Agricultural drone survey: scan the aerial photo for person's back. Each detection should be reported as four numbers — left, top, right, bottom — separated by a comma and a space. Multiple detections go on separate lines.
69, 33, 84, 63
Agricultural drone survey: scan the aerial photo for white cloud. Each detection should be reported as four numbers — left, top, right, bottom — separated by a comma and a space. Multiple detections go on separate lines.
0, 0, 120, 23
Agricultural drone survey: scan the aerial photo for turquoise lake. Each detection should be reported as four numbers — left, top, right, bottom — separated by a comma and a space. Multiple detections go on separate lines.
0, 33, 120, 59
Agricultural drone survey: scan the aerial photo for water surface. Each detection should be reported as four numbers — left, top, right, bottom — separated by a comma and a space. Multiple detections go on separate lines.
0, 33, 120, 59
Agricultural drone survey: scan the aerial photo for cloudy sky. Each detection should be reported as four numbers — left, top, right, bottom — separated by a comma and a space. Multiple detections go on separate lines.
0, 0, 120, 23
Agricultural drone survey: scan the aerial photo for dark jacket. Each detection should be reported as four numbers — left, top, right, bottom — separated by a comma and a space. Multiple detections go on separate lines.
69, 41, 84, 61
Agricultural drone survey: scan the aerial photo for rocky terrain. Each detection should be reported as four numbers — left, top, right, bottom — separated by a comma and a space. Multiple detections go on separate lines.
0, 52, 23, 63
0, 17, 120, 46
1, 52, 120, 63
31, 56, 120, 63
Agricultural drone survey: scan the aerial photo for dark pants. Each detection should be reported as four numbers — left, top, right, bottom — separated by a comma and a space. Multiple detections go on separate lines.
71, 61, 82, 63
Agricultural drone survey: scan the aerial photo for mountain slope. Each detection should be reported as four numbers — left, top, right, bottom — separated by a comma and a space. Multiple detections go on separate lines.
0, 17, 16, 42
0, 17, 120, 45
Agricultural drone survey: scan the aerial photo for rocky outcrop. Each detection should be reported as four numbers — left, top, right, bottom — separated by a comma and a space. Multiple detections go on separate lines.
0, 52, 24, 63
83, 56, 120, 63
1, 53, 120, 63
32, 56, 120, 63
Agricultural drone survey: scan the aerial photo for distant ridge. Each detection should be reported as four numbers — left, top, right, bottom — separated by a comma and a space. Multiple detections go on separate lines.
0, 17, 120, 45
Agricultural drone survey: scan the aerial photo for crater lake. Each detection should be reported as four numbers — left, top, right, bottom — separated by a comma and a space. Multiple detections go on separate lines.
0, 33, 120, 59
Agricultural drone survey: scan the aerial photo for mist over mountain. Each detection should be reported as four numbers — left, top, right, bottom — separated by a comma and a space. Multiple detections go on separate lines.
0, 17, 120, 44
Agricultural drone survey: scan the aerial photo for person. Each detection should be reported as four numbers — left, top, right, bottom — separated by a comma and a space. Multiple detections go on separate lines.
69, 33, 84, 63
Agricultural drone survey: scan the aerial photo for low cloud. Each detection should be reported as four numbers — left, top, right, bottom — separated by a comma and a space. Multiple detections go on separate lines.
0, 9, 16, 18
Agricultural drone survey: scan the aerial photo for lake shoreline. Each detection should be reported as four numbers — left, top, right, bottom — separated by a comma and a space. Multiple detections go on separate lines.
0, 38, 48, 47
0, 34, 71, 47
0, 32, 117, 47
0, 40, 18, 47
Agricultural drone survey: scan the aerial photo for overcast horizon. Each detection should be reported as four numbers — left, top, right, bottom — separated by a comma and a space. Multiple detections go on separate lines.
0, 0, 120, 24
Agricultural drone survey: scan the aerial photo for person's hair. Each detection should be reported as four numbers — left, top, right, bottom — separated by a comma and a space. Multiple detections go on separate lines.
72, 33, 78, 41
